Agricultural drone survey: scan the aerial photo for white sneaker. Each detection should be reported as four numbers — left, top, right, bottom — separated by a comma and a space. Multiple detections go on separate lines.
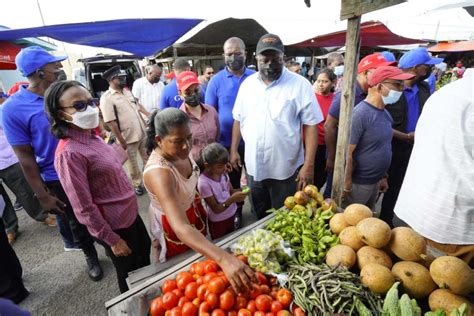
64, 246, 82, 252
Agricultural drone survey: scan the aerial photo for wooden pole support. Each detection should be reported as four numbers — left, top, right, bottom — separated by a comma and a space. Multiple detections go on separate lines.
331, 16, 361, 206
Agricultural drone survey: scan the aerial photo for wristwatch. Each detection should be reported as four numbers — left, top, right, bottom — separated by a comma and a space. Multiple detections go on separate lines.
222, 202, 228, 208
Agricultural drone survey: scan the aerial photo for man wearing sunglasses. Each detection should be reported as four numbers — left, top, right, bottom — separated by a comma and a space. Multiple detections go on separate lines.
1, 46, 103, 281
100, 65, 149, 196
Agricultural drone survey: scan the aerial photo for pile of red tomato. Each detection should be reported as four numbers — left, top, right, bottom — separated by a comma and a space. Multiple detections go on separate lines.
149, 258, 304, 316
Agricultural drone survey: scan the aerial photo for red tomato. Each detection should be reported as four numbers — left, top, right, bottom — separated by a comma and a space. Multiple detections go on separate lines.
219, 290, 235, 311
203, 272, 218, 284
237, 255, 248, 265
275, 289, 292, 308
177, 272, 195, 290
150, 297, 166, 316
265, 313, 275, 316
220, 275, 230, 287
211, 309, 226, 316
270, 291, 278, 300
234, 296, 247, 310
268, 278, 278, 286
255, 295, 273, 312
255, 272, 268, 285
260, 285, 271, 295
228, 311, 237, 316
249, 284, 261, 300
182, 302, 198, 316
170, 307, 182, 316
270, 301, 283, 314
190, 263, 199, 275
198, 302, 211, 315
207, 277, 226, 294
197, 284, 208, 301
196, 277, 204, 285
162, 292, 179, 310
246, 300, 257, 313
203, 261, 219, 274
293, 307, 305, 316
163, 280, 178, 294
178, 297, 191, 308
276, 311, 291, 316
237, 309, 252, 316
192, 298, 200, 307
172, 289, 184, 298
185, 282, 199, 300
205, 292, 218, 309
254, 312, 266, 316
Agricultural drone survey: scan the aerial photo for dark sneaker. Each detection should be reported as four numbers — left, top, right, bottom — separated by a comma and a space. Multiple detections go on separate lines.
86, 257, 103, 281
134, 186, 144, 196
13, 201, 23, 211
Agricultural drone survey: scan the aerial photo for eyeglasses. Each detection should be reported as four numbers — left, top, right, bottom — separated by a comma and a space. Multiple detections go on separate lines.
61, 99, 99, 112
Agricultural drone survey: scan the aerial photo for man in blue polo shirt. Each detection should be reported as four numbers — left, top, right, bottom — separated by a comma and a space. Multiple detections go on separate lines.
2, 46, 103, 281
159, 58, 191, 109
381, 47, 443, 227
205, 37, 255, 227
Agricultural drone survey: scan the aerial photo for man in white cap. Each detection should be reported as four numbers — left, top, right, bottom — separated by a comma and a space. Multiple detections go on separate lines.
2, 46, 103, 281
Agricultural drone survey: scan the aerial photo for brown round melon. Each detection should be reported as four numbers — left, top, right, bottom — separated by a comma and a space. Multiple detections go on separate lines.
357, 246, 392, 269
430, 256, 474, 296
392, 261, 437, 299
429, 289, 474, 316
339, 226, 365, 251
343, 203, 372, 225
356, 217, 392, 248
388, 227, 427, 261
360, 263, 395, 294
325, 245, 356, 268
329, 213, 350, 235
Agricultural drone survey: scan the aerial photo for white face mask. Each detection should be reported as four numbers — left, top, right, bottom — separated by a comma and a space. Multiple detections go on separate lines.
381, 85, 403, 105
334, 65, 344, 76
64, 106, 100, 129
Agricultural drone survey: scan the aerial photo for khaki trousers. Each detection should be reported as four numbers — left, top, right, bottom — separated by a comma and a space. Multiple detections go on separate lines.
125, 138, 149, 187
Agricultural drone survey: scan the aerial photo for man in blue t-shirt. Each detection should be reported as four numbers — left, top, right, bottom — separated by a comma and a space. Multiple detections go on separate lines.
342, 66, 414, 210
2, 46, 103, 281
205, 37, 255, 228
324, 53, 396, 198
159, 57, 191, 109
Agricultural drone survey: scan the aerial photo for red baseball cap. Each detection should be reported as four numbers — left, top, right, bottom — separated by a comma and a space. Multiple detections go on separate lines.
177, 71, 199, 91
368, 66, 415, 87
358, 53, 397, 74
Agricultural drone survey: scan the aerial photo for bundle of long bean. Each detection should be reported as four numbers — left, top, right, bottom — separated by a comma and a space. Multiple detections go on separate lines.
287, 263, 383, 315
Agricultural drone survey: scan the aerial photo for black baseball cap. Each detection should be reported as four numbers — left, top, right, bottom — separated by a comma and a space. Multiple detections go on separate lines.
102, 65, 127, 81
256, 33, 285, 55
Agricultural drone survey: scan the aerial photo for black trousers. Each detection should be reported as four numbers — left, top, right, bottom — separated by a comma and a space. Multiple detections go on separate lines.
45, 180, 97, 257
0, 220, 28, 303
380, 141, 413, 228
313, 144, 327, 191
226, 145, 245, 223
97, 215, 151, 293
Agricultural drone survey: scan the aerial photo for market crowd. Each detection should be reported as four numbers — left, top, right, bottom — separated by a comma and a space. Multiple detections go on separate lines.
0, 32, 472, 312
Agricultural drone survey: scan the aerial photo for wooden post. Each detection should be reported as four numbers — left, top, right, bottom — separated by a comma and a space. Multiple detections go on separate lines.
331, 16, 361, 206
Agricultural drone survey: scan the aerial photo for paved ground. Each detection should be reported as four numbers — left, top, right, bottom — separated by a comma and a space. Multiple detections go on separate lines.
12, 193, 257, 316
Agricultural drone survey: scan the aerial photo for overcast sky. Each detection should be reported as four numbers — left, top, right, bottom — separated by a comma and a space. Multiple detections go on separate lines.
1, 0, 473, 56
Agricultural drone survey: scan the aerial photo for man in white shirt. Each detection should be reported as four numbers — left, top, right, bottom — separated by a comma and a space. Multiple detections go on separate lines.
231, 33, 323, 219
394, 68, 473, 252
132, 65, 164, 113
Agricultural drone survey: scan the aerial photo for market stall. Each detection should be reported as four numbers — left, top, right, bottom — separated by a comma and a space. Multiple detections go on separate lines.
106, 184, 473, 316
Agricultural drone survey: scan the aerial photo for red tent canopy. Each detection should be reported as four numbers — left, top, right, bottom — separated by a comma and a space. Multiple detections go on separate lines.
428, 41, 474, 52
290, 21, 424, 48
0, 41, 20, 70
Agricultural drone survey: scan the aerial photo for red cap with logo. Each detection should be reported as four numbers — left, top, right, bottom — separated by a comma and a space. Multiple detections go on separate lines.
358, 53, 397, 74
368, 66, 415, 87
177, 71, 199, 91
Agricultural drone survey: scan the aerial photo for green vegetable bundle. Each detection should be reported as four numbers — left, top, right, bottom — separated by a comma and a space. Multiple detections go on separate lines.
265, 208, 338, 264
287, 263, 383, 315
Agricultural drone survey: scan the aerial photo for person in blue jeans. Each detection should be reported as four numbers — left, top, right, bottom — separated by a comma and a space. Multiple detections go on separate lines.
1, 46, 103, 281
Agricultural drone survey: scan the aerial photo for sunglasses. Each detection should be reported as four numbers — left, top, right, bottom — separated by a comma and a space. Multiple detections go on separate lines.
206, 72, 214, 75
61, 99, 99, 112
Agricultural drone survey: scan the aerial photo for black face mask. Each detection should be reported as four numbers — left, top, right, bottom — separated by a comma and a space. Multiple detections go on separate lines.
56, 70, 67, 81
117, 78, 127, 88
259, 62, 284, 82
184, 93, 200, 107
417, 68, 432, 82
225, 55, 245, 71
149, 76, 160, 84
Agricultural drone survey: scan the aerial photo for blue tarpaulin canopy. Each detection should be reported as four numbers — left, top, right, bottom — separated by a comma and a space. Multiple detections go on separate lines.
0, 18, 203, 57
